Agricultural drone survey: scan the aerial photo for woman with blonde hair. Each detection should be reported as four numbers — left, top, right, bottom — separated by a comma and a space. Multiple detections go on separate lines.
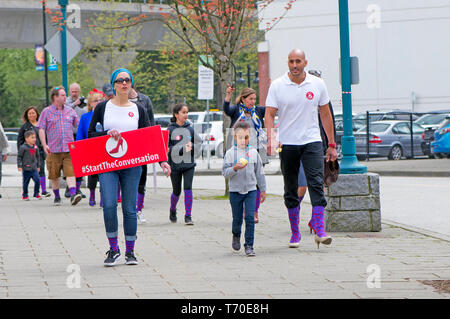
223, 85, 267, 223
76, 88, 105, 206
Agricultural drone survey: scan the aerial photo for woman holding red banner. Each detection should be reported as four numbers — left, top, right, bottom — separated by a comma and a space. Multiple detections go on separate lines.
88, 68, 171, 267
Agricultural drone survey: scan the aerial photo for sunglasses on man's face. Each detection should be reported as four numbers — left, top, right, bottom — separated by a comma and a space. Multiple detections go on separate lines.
114, 77, 131, 84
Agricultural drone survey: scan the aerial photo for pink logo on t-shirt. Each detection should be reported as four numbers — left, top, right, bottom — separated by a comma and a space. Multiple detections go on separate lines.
306, 91, 314, 100
128, 112, 134, 118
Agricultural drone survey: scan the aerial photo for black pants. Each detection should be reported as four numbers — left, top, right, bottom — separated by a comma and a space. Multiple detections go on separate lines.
170, 167, 195, 196
279, 142, 327, 208
88, 174, 99, 191
138, 164, 147, 194
38, 151, 46, 178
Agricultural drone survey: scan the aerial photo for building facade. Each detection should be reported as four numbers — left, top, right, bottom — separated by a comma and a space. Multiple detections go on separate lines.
258, 0, 450, 113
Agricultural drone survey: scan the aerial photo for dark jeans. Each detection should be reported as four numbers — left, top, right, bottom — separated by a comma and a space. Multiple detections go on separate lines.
98, 166, 142, 241
22, 170, 40, 197
279, 142, 327, 208
229, 190, 257, 247
170, 167, 195, 196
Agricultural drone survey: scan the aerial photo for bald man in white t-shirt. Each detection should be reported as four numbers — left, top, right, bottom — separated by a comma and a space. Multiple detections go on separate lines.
265, 49, 338, 249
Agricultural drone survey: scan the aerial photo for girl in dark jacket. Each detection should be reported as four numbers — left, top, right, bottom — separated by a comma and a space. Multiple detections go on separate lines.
223, 85, 267, 223
167, 103, 202, 225
18, 106, 51, 197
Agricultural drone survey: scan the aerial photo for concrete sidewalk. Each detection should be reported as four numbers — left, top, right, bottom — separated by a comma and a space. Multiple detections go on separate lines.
0, 186, 449, 299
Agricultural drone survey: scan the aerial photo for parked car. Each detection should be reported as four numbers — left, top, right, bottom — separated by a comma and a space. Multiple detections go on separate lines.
430, 116, 450, 158
335, 119, 365, 158
354, 121, 425, 160
154, 114, 171, 129
415, 113, 450, 157
334, 112, 356, 122
353, 110, 420, 123
4, 131, 18, 155
188, 110, 222, 124
198, 121, 224, 158
415, 113, 450, 130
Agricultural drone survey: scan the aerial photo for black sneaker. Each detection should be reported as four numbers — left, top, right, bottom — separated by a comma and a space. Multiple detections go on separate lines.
42, 191, 51, 198
125, 251, 138, 265
77, 189, 86, 199
245, 246, 256, 257
104, 249, 121, 267
184, 215, 194, 226
169, 209, 177, 223
54, 197, 62, 206
232, 235, 241, 251
64, 187, 71, 198
71, 193, 82, 206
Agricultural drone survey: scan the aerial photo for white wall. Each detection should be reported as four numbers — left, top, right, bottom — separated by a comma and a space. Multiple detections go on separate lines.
259, 0, 450, 113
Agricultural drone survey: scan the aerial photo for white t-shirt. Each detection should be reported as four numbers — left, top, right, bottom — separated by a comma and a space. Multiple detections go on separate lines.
103, 100, 139, 133
265, 72, 330, 145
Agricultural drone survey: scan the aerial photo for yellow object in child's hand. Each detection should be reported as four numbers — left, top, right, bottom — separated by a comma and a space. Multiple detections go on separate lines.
239, 158, 248, 166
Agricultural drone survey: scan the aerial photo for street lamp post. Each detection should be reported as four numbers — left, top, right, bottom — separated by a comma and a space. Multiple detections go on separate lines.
338, 0, 367, 174
237, 64, 259, 88
59, 0, 69, 92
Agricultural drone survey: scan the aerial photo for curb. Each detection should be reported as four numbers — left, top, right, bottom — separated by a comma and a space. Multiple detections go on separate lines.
165, 170, 450, 177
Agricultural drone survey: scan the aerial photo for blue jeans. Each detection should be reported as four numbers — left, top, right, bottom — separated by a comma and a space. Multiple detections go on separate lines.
22, 170, 40, 197
229, 190, 257, 247
98, 166, 142, 241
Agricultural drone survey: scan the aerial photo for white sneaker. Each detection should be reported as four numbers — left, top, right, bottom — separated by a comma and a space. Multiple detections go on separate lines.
137, 211, 146, 224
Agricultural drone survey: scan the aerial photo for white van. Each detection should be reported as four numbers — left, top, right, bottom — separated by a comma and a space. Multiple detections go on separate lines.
188, 111, 223, 124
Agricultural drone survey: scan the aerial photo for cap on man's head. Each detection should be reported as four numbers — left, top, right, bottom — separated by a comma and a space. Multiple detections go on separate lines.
102, 83, 114, 96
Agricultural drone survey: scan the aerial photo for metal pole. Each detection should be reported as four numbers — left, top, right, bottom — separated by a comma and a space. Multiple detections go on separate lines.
366, 111, 370, 161
42, 2, 50, 106
59, 0, 68, 92
338, 0, 367, 174
152, 163, 157, 192
410, 113, 414, 158
247, 64, 251, 88
206, 99, 210, 169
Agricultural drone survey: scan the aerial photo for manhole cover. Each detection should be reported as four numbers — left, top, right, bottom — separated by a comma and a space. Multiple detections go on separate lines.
419, 280, 450, 294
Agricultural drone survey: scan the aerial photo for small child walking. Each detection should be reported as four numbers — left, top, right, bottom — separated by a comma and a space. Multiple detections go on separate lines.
167, 103, 202, 225
17, 130, 41, 200
222, 121, 266, 257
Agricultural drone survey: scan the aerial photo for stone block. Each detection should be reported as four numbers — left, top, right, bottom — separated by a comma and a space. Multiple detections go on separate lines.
325, 210, 373, 232
327, 174, 369, 196
325, 173, 381, 232
368, 173, 380, 195
339, 195, 380, 211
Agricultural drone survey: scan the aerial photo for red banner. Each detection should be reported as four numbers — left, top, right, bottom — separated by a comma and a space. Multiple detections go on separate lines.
69, 126, 168, 177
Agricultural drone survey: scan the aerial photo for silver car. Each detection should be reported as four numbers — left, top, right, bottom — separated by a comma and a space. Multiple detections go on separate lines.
354, 121, 425, 160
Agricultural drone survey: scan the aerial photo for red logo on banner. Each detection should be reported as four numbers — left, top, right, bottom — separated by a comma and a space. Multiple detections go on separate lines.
106, 137, 128, 158
306, 91, 314, 100
68, 126, 168, 177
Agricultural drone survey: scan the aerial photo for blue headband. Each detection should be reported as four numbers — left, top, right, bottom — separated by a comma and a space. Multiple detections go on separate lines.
110, 68, 134, 95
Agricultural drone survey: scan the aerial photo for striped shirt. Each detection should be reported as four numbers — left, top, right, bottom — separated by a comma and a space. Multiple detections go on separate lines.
37, 104, 79, 153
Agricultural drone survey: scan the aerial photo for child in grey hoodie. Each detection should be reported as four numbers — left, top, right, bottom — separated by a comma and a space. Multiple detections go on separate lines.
222, 121, 266, 256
